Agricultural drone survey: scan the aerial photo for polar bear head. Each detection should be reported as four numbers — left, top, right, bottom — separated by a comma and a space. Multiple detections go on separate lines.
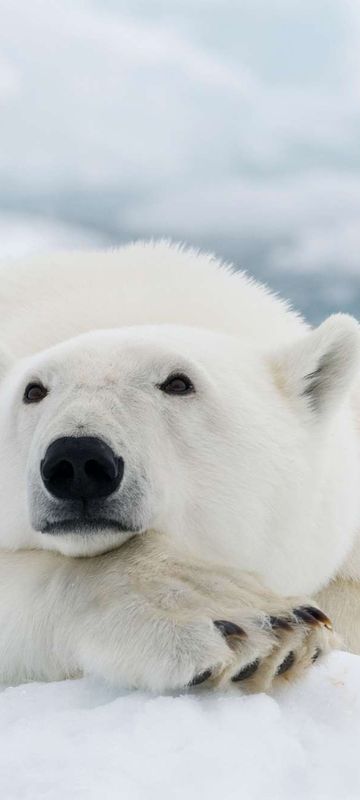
0, 318, 359, 594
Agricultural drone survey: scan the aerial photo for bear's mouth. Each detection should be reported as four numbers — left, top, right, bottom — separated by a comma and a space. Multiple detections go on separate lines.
31, 473, 148, 538
41, 518, 139, 535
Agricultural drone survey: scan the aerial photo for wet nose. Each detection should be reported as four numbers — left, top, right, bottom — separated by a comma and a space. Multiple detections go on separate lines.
41, 436, 124, 500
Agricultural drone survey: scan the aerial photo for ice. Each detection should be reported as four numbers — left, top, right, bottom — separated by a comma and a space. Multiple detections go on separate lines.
1, 651, 359, 800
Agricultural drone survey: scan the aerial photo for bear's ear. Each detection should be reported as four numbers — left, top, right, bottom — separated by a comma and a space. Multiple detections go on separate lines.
272, 314, 360, 417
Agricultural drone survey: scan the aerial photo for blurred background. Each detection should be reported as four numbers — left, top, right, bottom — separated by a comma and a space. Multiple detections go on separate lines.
1, 0, 360, 322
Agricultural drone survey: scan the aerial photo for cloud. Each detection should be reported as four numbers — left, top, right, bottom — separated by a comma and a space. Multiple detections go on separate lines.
119, 171, 360, 272
272, 220, 360, 274
0, 0, 360, 276
0, 214, 102, 259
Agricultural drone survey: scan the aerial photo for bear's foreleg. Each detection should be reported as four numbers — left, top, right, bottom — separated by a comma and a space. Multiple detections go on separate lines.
0, 534, 336, 691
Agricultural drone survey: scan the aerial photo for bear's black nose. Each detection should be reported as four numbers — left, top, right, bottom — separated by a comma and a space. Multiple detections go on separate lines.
41, 437, 124, 501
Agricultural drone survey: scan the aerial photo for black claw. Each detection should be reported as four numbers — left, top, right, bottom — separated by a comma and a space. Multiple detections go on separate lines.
312, 647, 322, 663
276, 650, 295, 675
214, 620, 247, 639
231, 659, 260, 682
269, 615, 294, 632
301, 606, 332, 630
293, 607, 320, 626
189, 669, 212, 687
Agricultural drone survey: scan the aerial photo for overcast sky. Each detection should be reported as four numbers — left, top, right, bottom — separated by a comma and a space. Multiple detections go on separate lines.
1, 0, 360, 311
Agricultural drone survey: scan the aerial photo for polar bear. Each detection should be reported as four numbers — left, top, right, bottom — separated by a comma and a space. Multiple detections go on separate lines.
0, 240, 357, 692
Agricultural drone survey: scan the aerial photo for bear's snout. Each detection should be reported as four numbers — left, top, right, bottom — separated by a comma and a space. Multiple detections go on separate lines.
41, 436, 124, 501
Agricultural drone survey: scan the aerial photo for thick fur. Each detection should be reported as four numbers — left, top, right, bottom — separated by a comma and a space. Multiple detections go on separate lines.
0, 241, 357, 689
0, 532, 334, 692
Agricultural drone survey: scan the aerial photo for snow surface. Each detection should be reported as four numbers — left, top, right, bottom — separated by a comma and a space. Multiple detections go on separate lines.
1, 651, 360, 800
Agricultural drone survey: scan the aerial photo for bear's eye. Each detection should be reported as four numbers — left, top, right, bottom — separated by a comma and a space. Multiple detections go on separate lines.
23, 382, 48, 404
158, 373, 195, 395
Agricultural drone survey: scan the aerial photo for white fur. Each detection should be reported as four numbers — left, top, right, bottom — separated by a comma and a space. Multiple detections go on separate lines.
0, 241, 357, 687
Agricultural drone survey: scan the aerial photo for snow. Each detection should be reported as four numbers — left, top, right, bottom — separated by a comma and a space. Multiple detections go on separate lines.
1, 651, 359, 800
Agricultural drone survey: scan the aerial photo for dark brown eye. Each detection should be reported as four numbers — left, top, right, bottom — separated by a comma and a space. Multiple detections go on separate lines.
23, 382, 48, 404
159, 373, 195, 395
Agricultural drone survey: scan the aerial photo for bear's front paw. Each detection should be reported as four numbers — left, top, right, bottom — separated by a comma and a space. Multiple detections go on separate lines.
78, 545, 335, 694
147, 561, 336, 693
191, 602, 334, 693
139, 601, 334, 694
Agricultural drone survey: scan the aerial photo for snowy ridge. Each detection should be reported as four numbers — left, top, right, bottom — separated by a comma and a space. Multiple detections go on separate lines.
1, 651, 359, 800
